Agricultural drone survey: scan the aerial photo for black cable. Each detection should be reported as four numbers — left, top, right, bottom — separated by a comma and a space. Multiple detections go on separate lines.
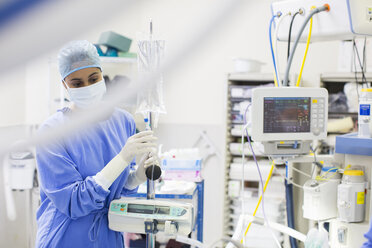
354, 39, 364, 100
287, 12, 300, 60
353, 39, 367, 85
354, 65, 360, 100
362, 37, 369, 88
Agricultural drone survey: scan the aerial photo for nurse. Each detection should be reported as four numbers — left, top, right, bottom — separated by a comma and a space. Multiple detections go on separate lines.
35, 40, 158, 248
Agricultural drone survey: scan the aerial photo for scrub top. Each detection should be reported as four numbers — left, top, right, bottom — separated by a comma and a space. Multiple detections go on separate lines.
35, 107, 138, 248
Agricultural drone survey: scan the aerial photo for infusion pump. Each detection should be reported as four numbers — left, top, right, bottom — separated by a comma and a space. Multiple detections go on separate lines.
251, 87, 328, 155
108, 198, 194, 235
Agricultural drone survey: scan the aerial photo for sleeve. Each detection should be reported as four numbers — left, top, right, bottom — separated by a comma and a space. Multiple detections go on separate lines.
121, 182, 139, 196
362, 223, 372, 248
36, 135, 110, 220
121, 114, 140, 195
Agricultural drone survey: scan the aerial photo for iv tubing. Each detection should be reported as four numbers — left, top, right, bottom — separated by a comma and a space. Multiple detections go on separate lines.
247, 215, 307, 242
242, 105, 280, 247
274, 12, 291, 86
296, 9, 313, 87
240, 124, 249, 247
241, 162, 275, 241
283, 4, 329, 86
269, 14, 280, 87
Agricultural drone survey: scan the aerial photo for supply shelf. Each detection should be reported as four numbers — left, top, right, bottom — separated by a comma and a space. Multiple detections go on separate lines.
335, 133, 372, 156
223, 73, 287, 246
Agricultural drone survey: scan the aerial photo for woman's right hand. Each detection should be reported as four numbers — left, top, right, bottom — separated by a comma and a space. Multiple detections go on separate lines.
119, 131, 157, 164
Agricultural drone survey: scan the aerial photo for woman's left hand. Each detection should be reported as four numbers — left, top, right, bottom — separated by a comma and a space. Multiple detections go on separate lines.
136, 153, 160, 182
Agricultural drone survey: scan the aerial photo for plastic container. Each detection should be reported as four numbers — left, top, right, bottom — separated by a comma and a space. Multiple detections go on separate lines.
337, 170, 366, 223
358, 88, 372, 137
233, 58, 264, 73
161, 159, 202, 171
8, 151, 36, 190
303, 167, 341, 221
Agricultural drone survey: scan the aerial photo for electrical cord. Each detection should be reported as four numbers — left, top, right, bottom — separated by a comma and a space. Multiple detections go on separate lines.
270, 13, 281, 87
316, 170, 339, 181
283, 4, 330, 86
291, 166, 311, 178
287, 11, 300, 60
274, 12, 291, 86
274, 165, 304, 190
295, 7, 314, 87
363, 38, 368, 88
310, 145, 323, 176
353, 39, 368, 86
241, 105, 281, 248
241, 163, 278, 244
210, 237, 245, 248
354, 59, 360, 100
240, 123, 249, 247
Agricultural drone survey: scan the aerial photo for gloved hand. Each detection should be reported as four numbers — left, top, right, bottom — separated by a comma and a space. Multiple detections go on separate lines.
135, 153, 161, 182
123, 153, 161, 190
94, 131, 157, 190
119, 131, 157, 165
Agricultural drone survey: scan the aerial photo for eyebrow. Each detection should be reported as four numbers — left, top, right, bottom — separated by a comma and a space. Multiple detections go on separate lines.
88, 72, 99, 78
70, 72, 99, 81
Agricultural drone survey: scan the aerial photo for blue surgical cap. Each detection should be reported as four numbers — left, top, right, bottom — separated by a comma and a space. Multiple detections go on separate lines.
58, 40, 101, 79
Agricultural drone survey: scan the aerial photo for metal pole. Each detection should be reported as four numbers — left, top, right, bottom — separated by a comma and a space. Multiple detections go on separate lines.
146, 178, 155, 248
146, 111, 155, 248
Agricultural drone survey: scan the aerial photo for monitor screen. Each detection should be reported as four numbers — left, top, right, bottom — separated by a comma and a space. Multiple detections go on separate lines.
127, 204, 170, 215
263, 97, 311, 133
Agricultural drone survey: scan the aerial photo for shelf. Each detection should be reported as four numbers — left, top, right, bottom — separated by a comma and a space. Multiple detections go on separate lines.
231, 121, 244, 125
228, 72, 275, 82
229, 97, 251, 102
320, 72, 372, 82
100, 56, 137, 63
48, 56, 137, 64
224, 74, 288, 239
328, 132, 354, 135
328, 112, 358, 116
335, 133, 372, 156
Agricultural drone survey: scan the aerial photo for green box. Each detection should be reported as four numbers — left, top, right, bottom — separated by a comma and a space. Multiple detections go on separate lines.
98, 31, 132, 52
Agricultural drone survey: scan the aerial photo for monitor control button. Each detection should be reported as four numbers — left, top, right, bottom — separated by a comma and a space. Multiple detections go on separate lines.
313, 128, 320, 136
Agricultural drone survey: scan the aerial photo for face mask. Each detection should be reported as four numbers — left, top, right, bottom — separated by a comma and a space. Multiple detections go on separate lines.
64, 79, 106, 109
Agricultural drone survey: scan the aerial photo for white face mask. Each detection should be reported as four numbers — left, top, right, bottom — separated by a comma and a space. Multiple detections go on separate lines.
64, 79, 106, 109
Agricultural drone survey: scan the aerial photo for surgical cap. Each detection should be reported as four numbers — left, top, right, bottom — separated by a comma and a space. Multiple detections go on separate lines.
58, 40, 101, 79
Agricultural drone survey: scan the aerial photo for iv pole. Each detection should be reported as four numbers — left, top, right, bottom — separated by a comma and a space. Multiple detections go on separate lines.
145, 112, 156, 248
143, 20, 162, 248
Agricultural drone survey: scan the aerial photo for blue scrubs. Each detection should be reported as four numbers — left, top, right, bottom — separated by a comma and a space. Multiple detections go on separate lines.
363, 224, 372, 247
35, 107, 138, 248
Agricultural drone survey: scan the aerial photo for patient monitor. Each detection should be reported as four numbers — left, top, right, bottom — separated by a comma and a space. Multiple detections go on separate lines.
251, 87, 328, 155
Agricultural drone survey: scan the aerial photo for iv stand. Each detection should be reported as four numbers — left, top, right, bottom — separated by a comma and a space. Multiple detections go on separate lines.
142, 20, 163, 248
145, 111, 156, 248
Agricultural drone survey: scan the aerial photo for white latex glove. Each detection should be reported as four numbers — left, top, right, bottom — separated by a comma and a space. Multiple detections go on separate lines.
137, 153, 161, 181
124, 153, 161, 190
119, 131, 157, 164
94, 131, 157, 190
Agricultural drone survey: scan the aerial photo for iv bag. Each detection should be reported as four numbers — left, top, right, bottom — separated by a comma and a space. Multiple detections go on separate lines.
136, 34, 166, 128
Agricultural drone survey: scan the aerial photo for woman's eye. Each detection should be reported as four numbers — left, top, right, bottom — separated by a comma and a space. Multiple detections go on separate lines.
72, 82, 82, 87
89, 78, 98, 83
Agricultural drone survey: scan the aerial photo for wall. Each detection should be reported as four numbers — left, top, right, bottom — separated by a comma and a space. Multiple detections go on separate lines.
0, 67, 26, 127
0, 0, 350, 247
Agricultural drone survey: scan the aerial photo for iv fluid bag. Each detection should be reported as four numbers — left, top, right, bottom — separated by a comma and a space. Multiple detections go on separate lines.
136, 38, 166, 128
